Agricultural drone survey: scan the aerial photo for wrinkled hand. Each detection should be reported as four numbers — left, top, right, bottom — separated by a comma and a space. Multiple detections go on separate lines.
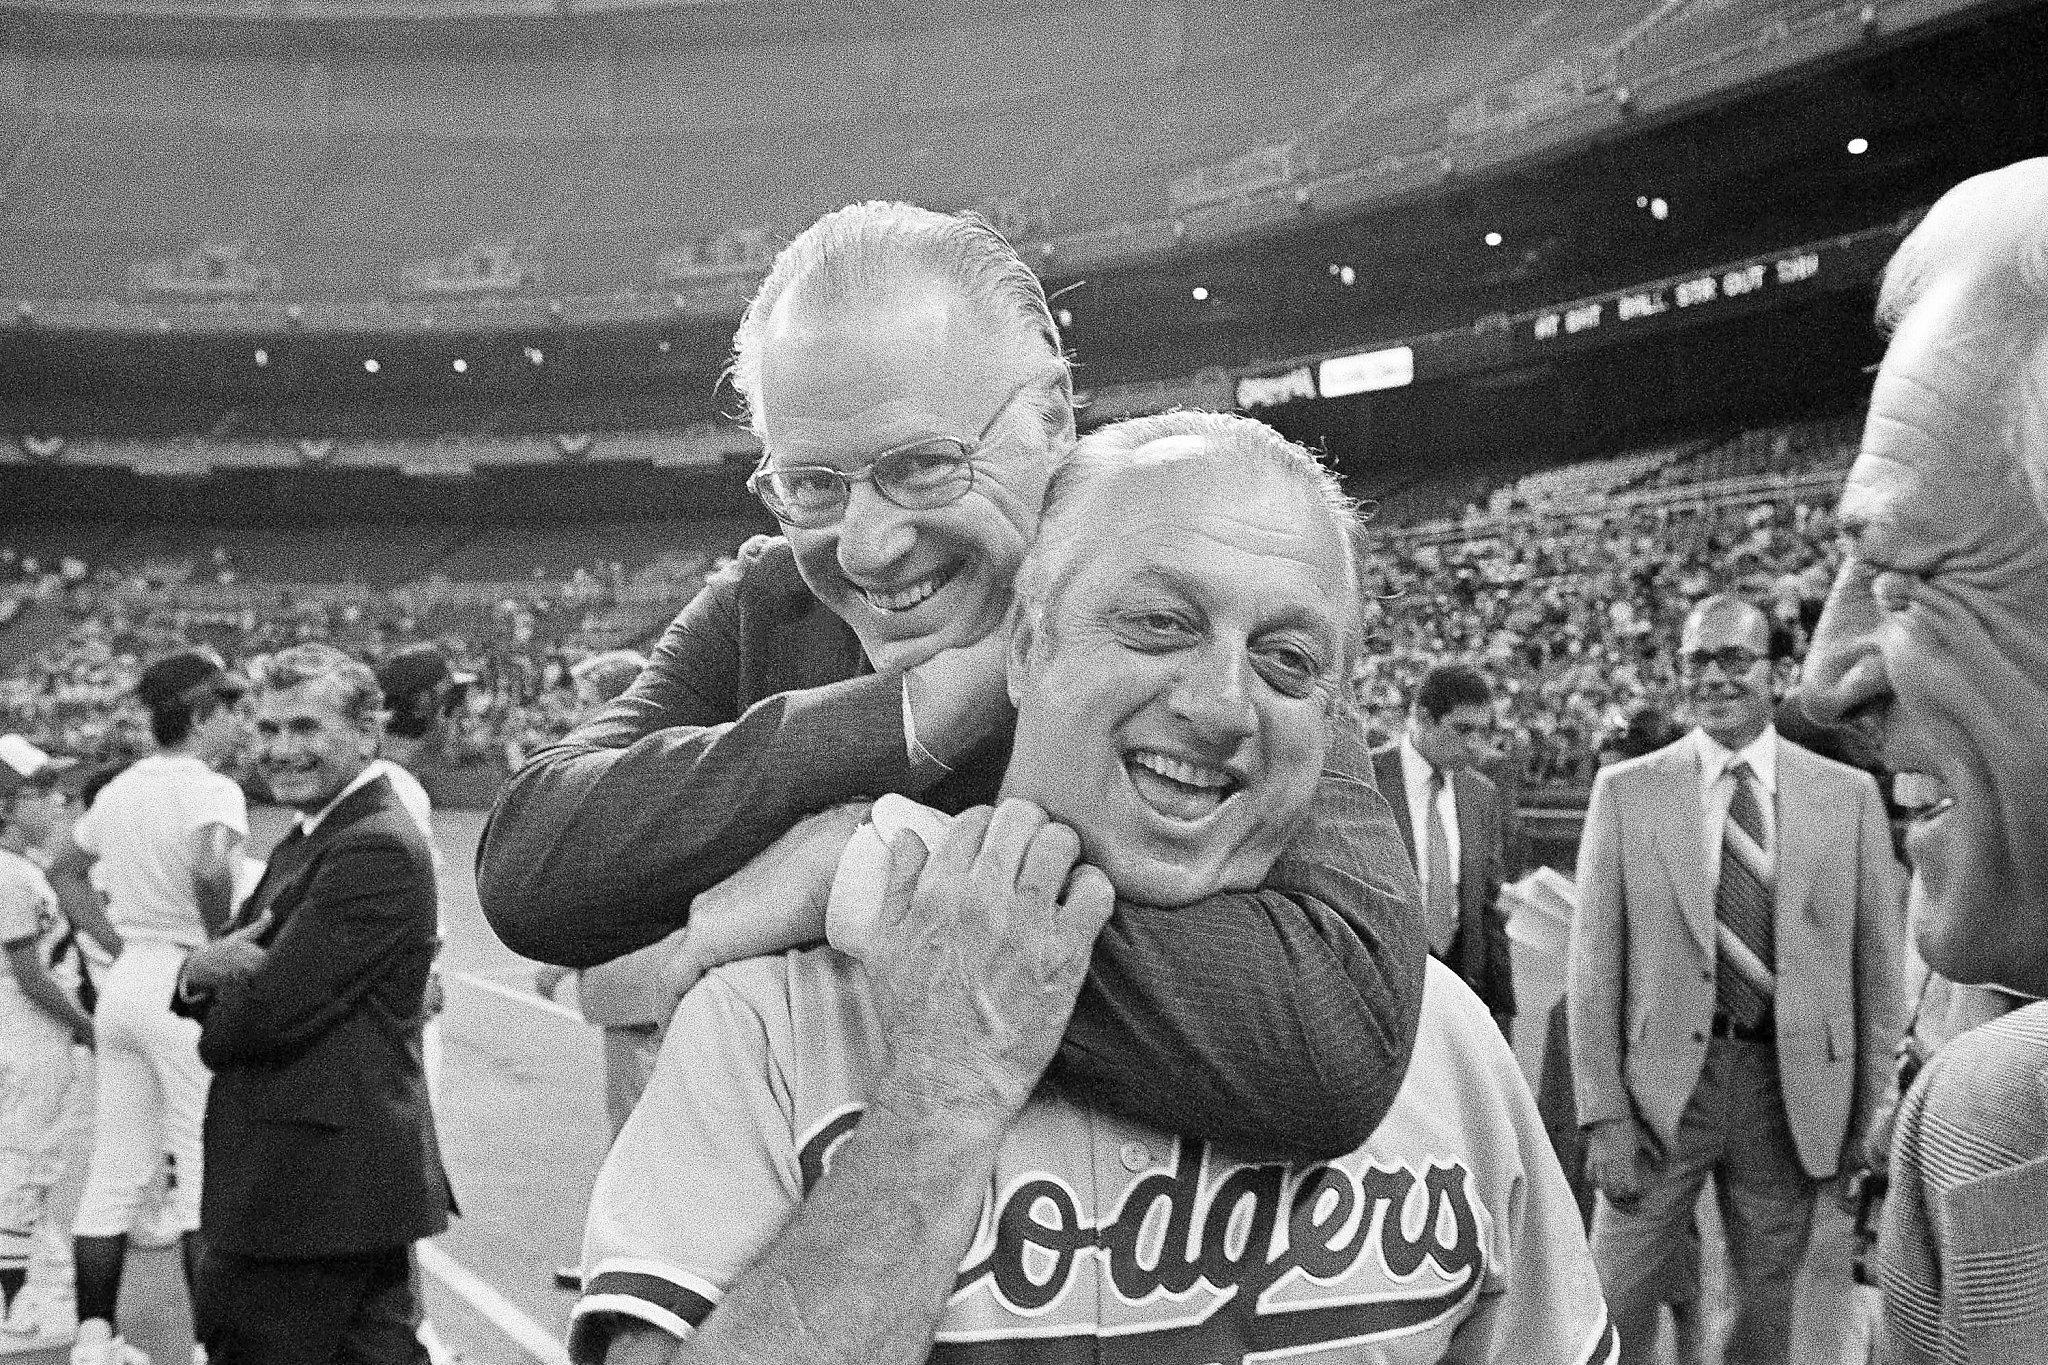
903, 631, 1014, 767
183, 911, 274, 995
864, 799, 1116, 1132
657, 802, 872, 1021
1585, 1117, 1661, 1212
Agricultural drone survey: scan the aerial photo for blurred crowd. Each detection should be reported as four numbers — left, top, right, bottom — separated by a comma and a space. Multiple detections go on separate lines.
4, 484, 1847, 795
0, 546, 728, 783
1354, 492, 1843, 789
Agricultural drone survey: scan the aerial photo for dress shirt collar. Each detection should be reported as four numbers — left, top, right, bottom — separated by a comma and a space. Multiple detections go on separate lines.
1691, 724, 1778, 796
1398, 730, 1440, 791
297, 763, 383, 837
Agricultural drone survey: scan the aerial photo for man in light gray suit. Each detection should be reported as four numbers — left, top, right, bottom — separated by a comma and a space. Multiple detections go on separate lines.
1568, 593, 1904, 1365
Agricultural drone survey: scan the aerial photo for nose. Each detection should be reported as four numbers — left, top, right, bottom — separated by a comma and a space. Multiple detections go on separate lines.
1796, 559, 1893, 726
1168, 642, 1257, 747
834, 481, 919, 582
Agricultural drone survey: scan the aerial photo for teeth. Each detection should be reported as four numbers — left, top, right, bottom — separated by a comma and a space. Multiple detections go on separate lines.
862, 574, 945, 612
1129, 750, 1232, 790
1892, 772, 1951, 815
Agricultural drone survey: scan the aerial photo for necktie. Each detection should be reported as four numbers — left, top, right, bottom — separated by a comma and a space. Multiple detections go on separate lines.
1424, 773, 1459, 957
1714, 758, 1776, 1029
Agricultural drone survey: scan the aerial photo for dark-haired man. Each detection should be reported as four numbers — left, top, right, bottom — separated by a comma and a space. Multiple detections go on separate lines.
48, 648, 249, 1365
1570, 595, 1903, 1365
1373, 663, 1515, 1036
177, 643, 452, 1365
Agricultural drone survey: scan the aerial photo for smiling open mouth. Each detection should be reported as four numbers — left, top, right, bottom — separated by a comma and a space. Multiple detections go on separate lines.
1125, 749, 1242, 822
1893, 771, 1954, 822
860, 566, 957, 614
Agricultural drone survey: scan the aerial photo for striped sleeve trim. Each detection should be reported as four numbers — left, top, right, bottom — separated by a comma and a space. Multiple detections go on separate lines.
566, 1261, 722, 1364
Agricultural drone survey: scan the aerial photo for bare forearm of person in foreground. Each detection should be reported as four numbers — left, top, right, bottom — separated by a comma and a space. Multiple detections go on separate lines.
608, 801, 1114, 1365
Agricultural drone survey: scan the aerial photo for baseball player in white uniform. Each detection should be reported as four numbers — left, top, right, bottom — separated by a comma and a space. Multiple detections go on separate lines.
570, 413, 1613, 1364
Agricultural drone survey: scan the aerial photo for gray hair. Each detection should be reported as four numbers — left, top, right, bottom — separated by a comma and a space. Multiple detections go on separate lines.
1014, 410, 1365, 683
253, 644, 383, 731
728, 201, 1073, 445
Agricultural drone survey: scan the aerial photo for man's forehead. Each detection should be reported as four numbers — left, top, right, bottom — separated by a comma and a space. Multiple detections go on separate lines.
1064, 454, 1350, 613
1682, 604, 1766, 650
254, 677, 351, 722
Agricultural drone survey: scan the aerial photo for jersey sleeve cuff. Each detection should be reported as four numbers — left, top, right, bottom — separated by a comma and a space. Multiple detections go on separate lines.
568, 1261, 721, 1364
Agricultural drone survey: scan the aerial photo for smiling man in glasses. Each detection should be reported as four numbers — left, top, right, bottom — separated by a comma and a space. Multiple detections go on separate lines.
1567, 593, 1903, 1365
478, 201, 1425, 1165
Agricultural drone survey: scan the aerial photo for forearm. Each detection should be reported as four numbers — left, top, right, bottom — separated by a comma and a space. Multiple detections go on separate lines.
195, 870, 235, 939
10, 958, 90, 1038
480, 674, 919, 968
671, 1091, 1001, 1365
48, 869, 120, 956
1052, 736, 1426, 1160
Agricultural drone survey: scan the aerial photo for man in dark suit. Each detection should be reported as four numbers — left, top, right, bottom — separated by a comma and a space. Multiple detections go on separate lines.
1372, 663, 1516, 1037
176, 643, 452, 1365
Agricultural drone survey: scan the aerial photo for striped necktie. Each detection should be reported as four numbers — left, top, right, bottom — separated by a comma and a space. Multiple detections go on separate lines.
1714, 758, 1776, 1029
1424, 772, 1459, 957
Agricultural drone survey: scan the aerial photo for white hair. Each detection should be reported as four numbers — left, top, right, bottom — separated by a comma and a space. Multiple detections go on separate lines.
728, 201, 1073, 445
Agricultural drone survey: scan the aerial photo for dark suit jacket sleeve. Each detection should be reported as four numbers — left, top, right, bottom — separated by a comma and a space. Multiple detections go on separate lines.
193, 830, 435, 1070
1471, 775, 1516, 1019
477, 543, 922, 968
1056, 720, 1427, 1160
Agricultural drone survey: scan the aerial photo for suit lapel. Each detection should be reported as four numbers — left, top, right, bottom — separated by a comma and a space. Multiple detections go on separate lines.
1649, 743, 1717, 960
1773, 739, 1822, 925
1372, 748, 1416, 863
242, 776, 396, 935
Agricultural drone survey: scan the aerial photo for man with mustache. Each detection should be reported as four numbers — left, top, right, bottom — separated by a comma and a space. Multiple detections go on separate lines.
1568, 594, 1904, 1365
1798, 157, 2048, 1365
570, 412, 1611, 1365
478, 202, 1424, 1162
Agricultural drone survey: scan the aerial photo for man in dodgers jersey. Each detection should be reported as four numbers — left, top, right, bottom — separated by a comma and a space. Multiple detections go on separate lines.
572, 413, 1613, 1365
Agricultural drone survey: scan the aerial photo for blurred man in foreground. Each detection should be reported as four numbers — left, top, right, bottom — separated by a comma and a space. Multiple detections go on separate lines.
1798, 156, 2048, 1364
176, 644, 452, 1365
572, 413, 1611, 1365
1570, 594, 1902, 1365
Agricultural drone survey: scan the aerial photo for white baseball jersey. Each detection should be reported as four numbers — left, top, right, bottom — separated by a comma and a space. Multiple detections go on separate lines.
575, 955, 1615, 1364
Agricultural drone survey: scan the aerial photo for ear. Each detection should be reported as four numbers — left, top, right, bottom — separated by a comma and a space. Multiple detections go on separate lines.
1005, 600, 1035, 709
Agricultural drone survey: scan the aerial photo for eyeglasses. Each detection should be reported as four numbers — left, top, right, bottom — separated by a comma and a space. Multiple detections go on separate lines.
747, 377, 1038, 529
1682, 645, 1767, 675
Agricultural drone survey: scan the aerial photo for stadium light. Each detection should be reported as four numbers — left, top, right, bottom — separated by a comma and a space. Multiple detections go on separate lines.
525, 347, 545, 366
1484, 231, 1504, 247
452, 359, 469, 374
254, 349, 268, 367
1056, 308, 1074, 328
1191, 286, 1209, 301
1651, 197, 1670, 220
363, 358, 380, 374
1847, 137, 1870, 155
657, 340, 671, 353
1339, 266, 1357, 286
